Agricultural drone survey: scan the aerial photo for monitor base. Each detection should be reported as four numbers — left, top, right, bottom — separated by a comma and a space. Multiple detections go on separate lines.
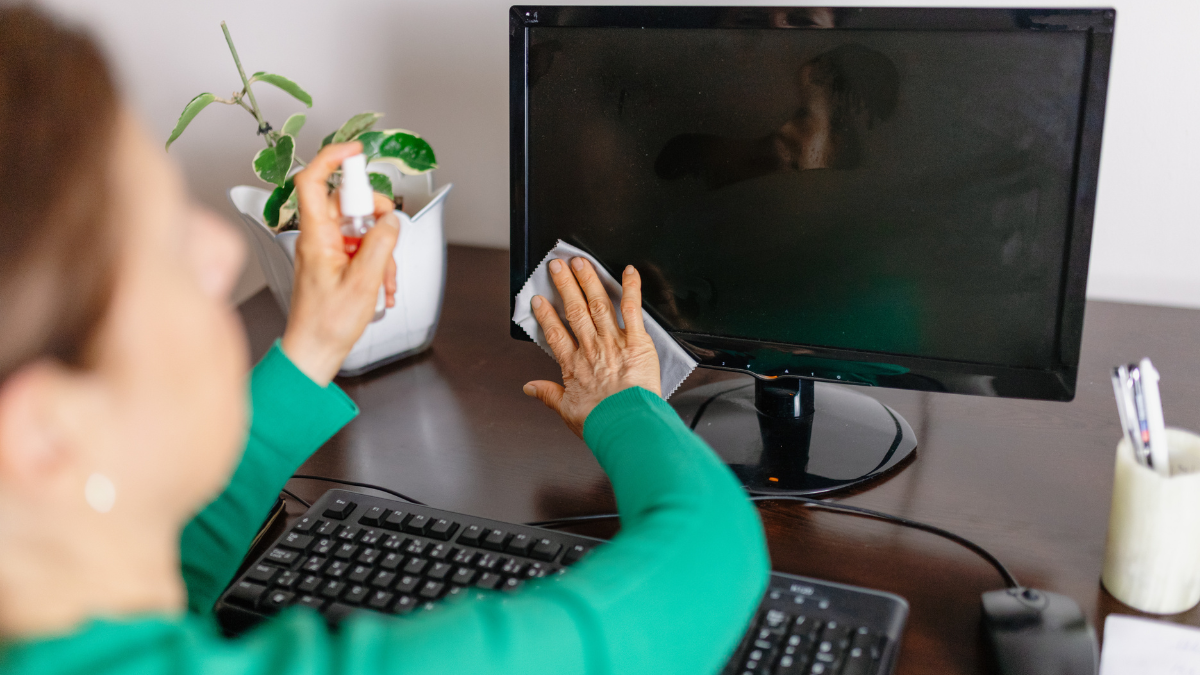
671, 377, 917, 495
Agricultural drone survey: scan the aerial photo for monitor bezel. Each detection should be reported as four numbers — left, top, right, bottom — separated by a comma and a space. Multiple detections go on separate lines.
509, 6, 1114, 401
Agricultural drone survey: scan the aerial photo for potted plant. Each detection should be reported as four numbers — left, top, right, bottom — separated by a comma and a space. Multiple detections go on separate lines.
167, 22, 452, 375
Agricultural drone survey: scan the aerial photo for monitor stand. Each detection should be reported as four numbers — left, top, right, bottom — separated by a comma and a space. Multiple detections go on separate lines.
671, 377, 917, 495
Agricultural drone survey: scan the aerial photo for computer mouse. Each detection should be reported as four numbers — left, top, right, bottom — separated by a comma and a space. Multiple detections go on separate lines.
980, 587, 1098, 675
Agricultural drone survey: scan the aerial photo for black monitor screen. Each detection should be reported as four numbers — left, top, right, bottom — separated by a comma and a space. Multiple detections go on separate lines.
524, 23, 1091, 372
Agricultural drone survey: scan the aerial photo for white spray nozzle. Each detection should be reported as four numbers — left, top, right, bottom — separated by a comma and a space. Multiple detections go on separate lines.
339, 153, 375, 218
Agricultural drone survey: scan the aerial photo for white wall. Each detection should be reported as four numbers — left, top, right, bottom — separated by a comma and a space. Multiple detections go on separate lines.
39, 0, 1200, 307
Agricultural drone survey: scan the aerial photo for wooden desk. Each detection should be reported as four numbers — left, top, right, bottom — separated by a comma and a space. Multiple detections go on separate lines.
239, 244, 1200, 675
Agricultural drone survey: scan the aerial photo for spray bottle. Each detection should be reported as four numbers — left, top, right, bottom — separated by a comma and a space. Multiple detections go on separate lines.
339, 153, 387, 321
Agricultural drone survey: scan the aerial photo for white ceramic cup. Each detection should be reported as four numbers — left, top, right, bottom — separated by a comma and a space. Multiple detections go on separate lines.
1101, 428, 1200, 614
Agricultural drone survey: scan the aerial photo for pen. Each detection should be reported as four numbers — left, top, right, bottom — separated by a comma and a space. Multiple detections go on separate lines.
1111, 366, 1143, 463
1116, 365, 1149, 466
1139, 357, 1170, 476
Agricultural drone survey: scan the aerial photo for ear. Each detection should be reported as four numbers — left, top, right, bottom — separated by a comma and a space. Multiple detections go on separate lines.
0, 361, 87, 499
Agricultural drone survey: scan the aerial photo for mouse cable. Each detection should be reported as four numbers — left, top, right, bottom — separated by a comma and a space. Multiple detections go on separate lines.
288, 474, 426, 506
280, 487, 311, 508
527, 494, 1020, 589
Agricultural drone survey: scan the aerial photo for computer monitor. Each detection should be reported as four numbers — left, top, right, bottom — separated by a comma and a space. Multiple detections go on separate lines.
509, 6, 1114, 493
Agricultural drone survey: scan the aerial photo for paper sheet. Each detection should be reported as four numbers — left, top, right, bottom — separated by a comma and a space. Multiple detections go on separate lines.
512, 240, 698, 398
1100, 614, 1200, 675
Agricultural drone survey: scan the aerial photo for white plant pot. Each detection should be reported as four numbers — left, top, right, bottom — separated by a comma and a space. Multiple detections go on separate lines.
229, 166, 451, 376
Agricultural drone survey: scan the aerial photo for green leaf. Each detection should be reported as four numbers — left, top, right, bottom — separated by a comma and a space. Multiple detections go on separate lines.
281, 113, 306, 137
320, 130, 336, 149
278, 189, 299, 230
368, 171, 394, 200
374, 131, 437, 175
262, 177, 295, 229
357, 130, 386, 159
248, 71, 312, 107
331, 112, 382, 144
252, 134, 295, 187
165, 93, 218, 151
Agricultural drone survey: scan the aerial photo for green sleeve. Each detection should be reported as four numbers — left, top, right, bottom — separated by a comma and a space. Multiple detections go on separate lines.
5, 387, 767, 675
179, 341, 358, 614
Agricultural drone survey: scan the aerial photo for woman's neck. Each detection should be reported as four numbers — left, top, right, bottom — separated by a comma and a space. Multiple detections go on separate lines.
0, 513, 185, 639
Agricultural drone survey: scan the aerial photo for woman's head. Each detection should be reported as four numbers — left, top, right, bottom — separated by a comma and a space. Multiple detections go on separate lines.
0, 5, 249, 588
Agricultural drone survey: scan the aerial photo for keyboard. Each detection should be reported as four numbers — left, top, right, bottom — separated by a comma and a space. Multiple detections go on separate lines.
216, 489, 908, 675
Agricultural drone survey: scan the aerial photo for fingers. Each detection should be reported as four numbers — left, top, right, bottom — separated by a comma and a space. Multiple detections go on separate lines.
384, 255, 397, 308
569, 257, 621, 339
522, 380, 565, 413
548, 258, 597, 351
294, 141, 363, 212
531, 294, 576, 362
294, 142, 364, 259
345, 212, 399, 302
373, 191, 396, 219
619, 265, 647, 335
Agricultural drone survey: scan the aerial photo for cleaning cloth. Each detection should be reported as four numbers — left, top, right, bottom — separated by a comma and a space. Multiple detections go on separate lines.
512, 240, 698, 398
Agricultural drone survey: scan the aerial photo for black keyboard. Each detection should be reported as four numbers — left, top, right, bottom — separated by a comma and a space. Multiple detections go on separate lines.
216, 490, 908, 675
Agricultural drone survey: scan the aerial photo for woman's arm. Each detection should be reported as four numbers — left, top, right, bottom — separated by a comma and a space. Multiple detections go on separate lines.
178, 342, 357, 613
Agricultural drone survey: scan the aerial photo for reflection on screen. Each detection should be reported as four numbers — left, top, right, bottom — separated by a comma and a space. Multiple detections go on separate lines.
526, 27, 1087, 369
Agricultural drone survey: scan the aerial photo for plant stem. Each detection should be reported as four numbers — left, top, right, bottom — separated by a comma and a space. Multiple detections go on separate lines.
221, 21, 271, 145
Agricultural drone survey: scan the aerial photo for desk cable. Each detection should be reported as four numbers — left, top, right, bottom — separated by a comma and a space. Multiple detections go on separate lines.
280, 476, 1019, 589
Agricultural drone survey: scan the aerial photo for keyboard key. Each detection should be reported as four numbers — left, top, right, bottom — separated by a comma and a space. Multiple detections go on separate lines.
311, 538, 335, 556
359, 529, 383, 546
380, 552, 404, 570
262, 589, 294, 611
481, 529, 510, 551
451, 567, 477, 585
334, 543, 358, 560
298, 575, 322, 593
343, 584, 369, 605
418, 580, 445, 599
476, 553, 504, 571
531, 538, 562, 561
405, 514, 432, 534
246, 564, 280, 584
372, 571, 397, 588
382, 534, 405, 550
561, 544, 592, 566
315, 521, 340, 536
274, 570, 301, 589
367, 590, 394, 610
428, 518, 458, 540
427, 562, 452, 580
301, 556, 326, 574
229, 580, 267, 607
523, 562, 550, 579
451, 549, 478, 566
280, 532, 313, 551
320, 580, 345, 598
348, 565, 372, 583
405, 539, 429, 556
323, 497, 356, 520
500, 559, 525, 576
403, 558, 429, 575
475, 572, 502, 590
296, 594, 325, 611
427, 543, 453, 561
457, 524, 485, 546
357, 548, 381, 565
266, 548, 298, 565
292, 515, 320, 533
336, 526, 360, 541
394, 575, 420, 594
501, 577, 522, 592
392, 595, 418, 615
506, 533, 534, 556
325, 560, 350, 577
383, 511, 408, 531
359, 506, 387, 526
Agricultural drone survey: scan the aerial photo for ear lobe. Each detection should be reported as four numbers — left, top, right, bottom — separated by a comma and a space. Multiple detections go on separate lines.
0, 361, 81, 493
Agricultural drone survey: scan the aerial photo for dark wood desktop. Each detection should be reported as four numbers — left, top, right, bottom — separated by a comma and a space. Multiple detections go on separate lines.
239, 245, 1200, 675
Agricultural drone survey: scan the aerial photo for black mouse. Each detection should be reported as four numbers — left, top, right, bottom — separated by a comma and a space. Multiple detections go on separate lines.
980, 587, 1098, 675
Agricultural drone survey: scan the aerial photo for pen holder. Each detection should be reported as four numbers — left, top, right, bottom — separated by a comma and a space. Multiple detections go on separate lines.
1102, 428, 1200, 614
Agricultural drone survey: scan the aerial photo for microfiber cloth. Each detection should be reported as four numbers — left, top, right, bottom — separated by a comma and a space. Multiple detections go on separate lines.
512, 240, 698, 398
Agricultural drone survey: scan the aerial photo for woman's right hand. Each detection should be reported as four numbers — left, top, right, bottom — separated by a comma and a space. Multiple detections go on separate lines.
523, 257, 662, 437
280, 142, 400, 386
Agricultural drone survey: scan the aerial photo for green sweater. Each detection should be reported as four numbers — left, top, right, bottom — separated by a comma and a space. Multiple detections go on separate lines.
0, 343, 768, 675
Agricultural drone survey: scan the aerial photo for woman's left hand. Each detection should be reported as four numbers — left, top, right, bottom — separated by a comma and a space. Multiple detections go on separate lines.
280, 142, 400, 385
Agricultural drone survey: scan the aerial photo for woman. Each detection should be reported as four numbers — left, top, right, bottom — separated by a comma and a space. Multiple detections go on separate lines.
0, 7, 767, 674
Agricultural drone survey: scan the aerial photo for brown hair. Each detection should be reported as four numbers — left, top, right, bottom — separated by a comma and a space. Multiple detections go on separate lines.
0, 5, 119, 381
